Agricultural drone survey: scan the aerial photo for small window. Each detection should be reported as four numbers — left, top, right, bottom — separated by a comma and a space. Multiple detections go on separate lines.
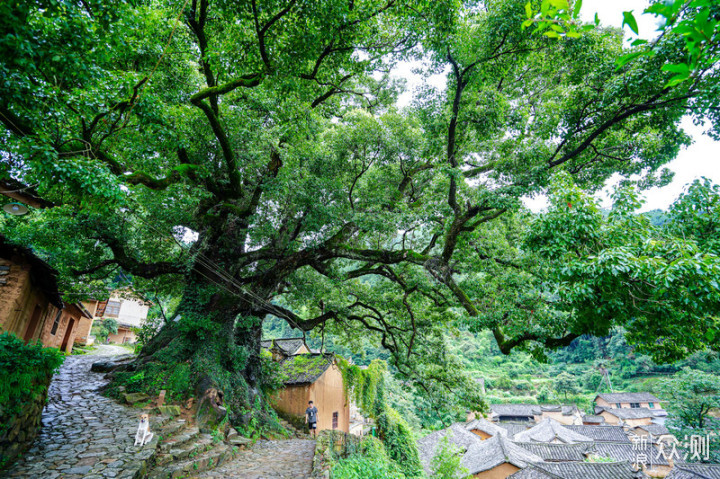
105, 301, 121, 317
630, 403, 640, 408
50, 310, 62, 335
648, 402, 654, 408
332, 412, 338, 430
616, 403, 621, 408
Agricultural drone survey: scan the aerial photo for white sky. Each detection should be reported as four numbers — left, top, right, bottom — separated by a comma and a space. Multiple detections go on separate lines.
394, 0, 720, 213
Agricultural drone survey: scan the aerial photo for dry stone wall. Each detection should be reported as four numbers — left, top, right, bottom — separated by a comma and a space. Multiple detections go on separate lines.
0, 374, 51, 468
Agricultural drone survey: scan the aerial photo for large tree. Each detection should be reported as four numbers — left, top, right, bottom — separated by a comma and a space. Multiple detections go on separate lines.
1, 0, 719, 424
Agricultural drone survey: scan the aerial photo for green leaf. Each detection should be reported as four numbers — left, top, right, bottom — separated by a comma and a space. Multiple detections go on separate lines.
525, 2, 533, 18
572, 0, 582, 18
622, 11, 639, 35
661, 63, 690, 75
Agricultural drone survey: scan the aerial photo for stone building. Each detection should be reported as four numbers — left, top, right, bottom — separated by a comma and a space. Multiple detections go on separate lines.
86, 292, 150, 344
0, 235, 91, 353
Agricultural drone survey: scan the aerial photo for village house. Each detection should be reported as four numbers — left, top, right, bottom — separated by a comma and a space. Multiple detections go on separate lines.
0, 235, 91, 353
595, 392, 663, 411
271, 353, 350, 433
87, 292, 150, 344
261, 338, 350, 433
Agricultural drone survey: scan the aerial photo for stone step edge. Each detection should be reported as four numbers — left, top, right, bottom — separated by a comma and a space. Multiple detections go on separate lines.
147, 444, 231, 479
158, 427, 202, 453
155, 435, 216, 465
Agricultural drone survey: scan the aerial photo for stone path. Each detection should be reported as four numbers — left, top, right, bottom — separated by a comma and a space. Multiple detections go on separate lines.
5, 345, 151, 479
197, 439, 316, 479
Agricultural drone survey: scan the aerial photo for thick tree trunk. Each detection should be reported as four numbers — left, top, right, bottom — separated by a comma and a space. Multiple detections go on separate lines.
127, 255, 280, 431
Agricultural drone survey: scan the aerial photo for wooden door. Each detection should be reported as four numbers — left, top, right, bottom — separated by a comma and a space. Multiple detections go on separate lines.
23, 305, 42, 343
60, 318, 75, 352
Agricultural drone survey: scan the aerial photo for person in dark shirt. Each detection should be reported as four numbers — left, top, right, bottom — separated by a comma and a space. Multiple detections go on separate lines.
305, 400, 318, 436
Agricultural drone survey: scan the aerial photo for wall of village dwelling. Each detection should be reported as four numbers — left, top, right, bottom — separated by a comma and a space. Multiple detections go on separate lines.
473, 462, 520, 478
38, 306, 78, 353
72, 316, 94, 345
536, 411, 583, 425
0, 372, 52, 469
115, 296, 149, 327
596, 398, 658, 409
599, 410, 652, 427
272, 365, 350, 433
107, 326, 137, 344
0, 258, 48, 340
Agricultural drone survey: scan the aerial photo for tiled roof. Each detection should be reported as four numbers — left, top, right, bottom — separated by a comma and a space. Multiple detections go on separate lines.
513, 418, 593, 444
666, 464, 720, 478
509, 461, 647, 479
417, 423, 485, 475
462, 435, 543, 475
512, 442, 591, 461
601, 407, 656, 419
582, 415, 605, 423
465, 418, 507, 437
634, 424, 670, 436
490, 404, 540, 417
597, 392, 661, 404
589, 442, 671, 466
499, 423, 532, 437
276, 354, 333, 385
260, 338, 307, 356
489, 403, 579, 418
565, 425, 631, 443
418, 425, 543, 476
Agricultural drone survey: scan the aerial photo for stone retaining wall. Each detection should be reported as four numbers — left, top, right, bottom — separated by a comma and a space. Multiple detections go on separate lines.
311, 430, 361, 478
0, 376, 51, 469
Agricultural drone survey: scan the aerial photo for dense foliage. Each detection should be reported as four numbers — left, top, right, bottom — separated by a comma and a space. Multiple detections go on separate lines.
1, 0, 719, 430
340, 359, 423, 477
0, 333, 64, 435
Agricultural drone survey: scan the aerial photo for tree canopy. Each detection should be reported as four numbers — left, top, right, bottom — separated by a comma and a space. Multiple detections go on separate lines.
2, 0, 719, 425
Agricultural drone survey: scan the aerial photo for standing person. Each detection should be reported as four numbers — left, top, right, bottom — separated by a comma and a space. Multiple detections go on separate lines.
305, 400, 318, 437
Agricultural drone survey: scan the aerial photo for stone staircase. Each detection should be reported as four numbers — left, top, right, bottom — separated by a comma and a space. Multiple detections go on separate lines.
278, 418, 313, 439
142, 417, 250, 479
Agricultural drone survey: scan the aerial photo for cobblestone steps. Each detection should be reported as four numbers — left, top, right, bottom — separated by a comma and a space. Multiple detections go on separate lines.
147, 443, 232, 479
158, 426, 201, 453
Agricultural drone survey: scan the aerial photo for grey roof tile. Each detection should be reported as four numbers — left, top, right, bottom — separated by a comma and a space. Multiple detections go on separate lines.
465, 418, 507, 437
565, 425, 631, 443
510, 461, 648, 479
666, 464, 720, 478
512, 442, 591, 462
589, 442, 671, 466
513, 418, 593, 444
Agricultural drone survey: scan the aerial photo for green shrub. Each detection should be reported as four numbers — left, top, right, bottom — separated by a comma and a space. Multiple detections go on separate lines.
430, 436, 468, 479
333, 437, 406, 479
0, 333, 64, 434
